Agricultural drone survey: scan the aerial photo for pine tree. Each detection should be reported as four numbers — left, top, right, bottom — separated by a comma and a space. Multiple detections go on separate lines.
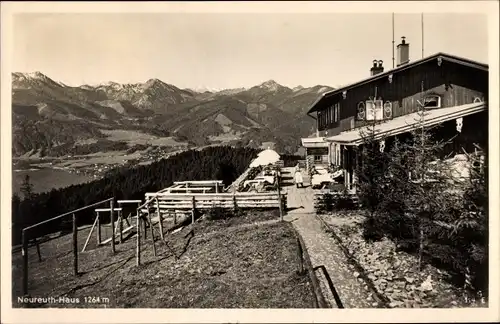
355, 114, 390, 240
389, 81, 459, 269
20, 175, 34, 200
358, 81, 462, 269
440, 146, 488, 297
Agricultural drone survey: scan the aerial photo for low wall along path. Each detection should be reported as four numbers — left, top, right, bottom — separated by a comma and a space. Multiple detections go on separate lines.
281, 167, 378, 308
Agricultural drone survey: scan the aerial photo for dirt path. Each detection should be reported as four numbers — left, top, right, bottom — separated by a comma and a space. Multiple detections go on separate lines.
281, 167, 376, 308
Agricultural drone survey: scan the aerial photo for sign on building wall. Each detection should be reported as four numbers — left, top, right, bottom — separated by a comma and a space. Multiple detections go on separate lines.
307, 147, 329, 156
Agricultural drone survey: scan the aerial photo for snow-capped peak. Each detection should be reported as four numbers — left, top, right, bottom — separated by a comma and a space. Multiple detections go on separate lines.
191, 86, 223, 93
25, 71, 47, 79
12, 71, 63, 89
316, 86, 331, 94
259, 80, 281, 91
13, 71, 49, 81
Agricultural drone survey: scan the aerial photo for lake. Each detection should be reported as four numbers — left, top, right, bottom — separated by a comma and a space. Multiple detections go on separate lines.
12, 168, 93, 195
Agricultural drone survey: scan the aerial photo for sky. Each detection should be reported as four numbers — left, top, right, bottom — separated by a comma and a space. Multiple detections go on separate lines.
12, 12, 488, 90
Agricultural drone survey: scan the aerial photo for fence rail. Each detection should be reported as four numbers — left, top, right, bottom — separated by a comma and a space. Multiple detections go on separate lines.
313, 190, 360, 212
19, 197, 115, 296
144, 192, 287, 210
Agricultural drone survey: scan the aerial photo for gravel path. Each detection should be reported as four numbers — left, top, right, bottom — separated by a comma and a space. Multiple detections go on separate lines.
281, 167, 376, 308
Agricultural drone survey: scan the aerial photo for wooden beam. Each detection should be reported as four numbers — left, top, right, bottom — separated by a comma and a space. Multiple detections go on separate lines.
119, 211, 124, 244
277, 176, 283, 221
136, 211, 141, 266
94, 208, 122, 212
22, 197, 114, 232
156, 198, 164, 240
96, 211, 101, 245
73, 213, 78, 275
147, 209, 157, 257
174, 180, 223, 185
100, 225, 136, 245
191, 196, 196, 224
82, 215, 99, 252
110, 200, 115, 254
34, 237, 42, 263
146, 193, 282, 200
22, 230, 28, 295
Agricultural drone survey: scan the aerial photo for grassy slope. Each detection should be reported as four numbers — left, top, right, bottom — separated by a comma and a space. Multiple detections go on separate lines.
12, 210, 316, 308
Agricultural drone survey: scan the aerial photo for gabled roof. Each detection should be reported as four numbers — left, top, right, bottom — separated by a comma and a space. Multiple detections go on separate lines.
301, 137, 328, 148
307, 52, 488, 114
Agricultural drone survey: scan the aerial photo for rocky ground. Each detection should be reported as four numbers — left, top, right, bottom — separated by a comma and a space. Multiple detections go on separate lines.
319, 212, 488, 308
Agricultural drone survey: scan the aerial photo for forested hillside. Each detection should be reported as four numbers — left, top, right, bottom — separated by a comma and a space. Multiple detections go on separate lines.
12, 146, 260, 245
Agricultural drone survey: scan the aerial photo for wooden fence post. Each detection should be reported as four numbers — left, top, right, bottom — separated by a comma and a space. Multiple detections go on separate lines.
22, 229, 28, 296
73, 213, 78, 275
173, 212, 177, 225
277, 175, 283, 221
191, 196, 196, 224
96, 211, 101, 245
34, 237, 42, 262
136, 210, 141, 266
147, 210, 157, 257
233, 188, 237, 212
119, 209, 123, 244
156, 198, 164, 239
110, 200, 115, 254
143, 205, 148, 240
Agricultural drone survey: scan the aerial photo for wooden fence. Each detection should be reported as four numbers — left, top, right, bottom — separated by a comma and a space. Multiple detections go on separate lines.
135, 189, 287, 266
19, 197, 115, 296
144, 192, 287, 211
313, 190, 359, 213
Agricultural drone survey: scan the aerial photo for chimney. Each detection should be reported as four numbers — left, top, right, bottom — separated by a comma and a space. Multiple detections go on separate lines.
396, 36, 410, 67
370, 59, 384, 76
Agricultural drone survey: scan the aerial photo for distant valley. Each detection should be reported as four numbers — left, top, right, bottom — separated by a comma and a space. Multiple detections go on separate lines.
12, 72, 333, 192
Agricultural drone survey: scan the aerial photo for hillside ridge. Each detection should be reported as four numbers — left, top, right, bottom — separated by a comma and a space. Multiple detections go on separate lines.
12, 71, 335, 157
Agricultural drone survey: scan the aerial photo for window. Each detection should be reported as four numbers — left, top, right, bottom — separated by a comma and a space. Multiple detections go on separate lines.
321, 103, 340, 128
423, 95, 441, 109
366, 100, 383, 120
314, 155, 322, 162
334, 103, 340, 122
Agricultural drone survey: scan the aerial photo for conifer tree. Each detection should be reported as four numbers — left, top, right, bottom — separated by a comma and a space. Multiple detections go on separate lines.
355, 112, 390, 240
388, 81, 459, 269
20, 175, 34, 200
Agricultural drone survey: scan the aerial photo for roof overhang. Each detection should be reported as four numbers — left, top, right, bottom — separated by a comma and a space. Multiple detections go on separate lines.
301, 137, 329, 148
306, 53, 488, 115
325, 102, 486, 146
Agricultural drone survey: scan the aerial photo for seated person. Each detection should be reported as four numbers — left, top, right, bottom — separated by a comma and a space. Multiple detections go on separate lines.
310, 165, 319, 176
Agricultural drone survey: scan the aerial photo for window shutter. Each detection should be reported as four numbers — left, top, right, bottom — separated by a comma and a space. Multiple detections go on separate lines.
357, 102, 366, 120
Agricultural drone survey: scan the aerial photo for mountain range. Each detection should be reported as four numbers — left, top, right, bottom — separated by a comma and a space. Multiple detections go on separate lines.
12, 72, 334, 157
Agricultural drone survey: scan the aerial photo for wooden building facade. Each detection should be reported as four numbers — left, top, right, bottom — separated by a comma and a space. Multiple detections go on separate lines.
302, 38, 488, 189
